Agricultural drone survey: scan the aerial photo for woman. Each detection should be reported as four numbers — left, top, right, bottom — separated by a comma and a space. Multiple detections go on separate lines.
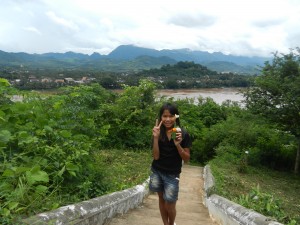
149, 102, 192, 225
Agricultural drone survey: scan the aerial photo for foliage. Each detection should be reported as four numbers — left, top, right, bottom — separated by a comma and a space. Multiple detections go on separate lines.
210, 157, 300, 224
3, 60, 251, 91
0, 78, 14, 105
93, 149, 152, 192
0, 79, 161, 223
1, 75, 300, 224
143, 61, 219, 77
0, 93, 99, 221
178, 97, 228, 163
198, 111, 297, 171
197, 97, 227, 127
98, 79, 159, 148
235, 185, 287, 223
137, 61, 251, 89
244, 48, 300, 173
244, 49, 300, 136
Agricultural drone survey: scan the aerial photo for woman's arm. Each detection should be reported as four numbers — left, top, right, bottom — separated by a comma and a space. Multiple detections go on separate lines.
174, 129, 191, 163
152, 137, 160, 160
175, 144, 190, 162
152, 119, 162, 160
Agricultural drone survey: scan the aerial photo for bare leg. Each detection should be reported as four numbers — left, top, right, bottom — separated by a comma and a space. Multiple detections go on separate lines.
165, 201, 176, 225
158, 192, 169, 225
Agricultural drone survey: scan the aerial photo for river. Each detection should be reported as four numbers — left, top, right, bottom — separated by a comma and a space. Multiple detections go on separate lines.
12, 87, 245, 105
156, 88, 245, 105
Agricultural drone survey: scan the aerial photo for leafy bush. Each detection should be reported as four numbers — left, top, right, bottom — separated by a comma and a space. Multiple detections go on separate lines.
199, 113, 297, 171
0, 79, 158, 222
98, 79, 158, 148
234, 185, 289, 223
210, 157, 300, 224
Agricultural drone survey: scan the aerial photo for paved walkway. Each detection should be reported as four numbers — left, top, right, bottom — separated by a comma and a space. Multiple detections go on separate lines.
106, 165, 218, 225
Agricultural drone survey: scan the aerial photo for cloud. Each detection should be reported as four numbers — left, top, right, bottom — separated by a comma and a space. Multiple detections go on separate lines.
0, 0, 300, 57
168, 14, 216, 28
23, 26, 42, 35
46, 11, 79, 31
252, 18, 286, 28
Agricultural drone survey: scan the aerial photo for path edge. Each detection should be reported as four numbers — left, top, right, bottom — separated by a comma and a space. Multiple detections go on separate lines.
203, 165, 283, 225
22, 178, 150, 225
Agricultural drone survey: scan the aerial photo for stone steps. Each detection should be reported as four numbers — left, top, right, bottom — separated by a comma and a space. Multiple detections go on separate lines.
105, 165, 218, 225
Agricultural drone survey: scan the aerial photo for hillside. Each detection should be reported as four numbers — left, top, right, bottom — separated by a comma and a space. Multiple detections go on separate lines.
138, 61, 219, 77
0, 45, 269, 74
135, 61, 251, 88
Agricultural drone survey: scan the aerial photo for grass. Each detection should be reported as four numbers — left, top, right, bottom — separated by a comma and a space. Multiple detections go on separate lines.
209, 157, 300, 225
93, 149, 153, 192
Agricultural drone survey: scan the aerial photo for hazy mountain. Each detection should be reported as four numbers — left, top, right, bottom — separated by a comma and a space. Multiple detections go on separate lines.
80, 55, 177, 72
41, 51, 90, 60
109, 45, 269, 66
0, 45, 270, 74
203, 61, 262, 74
90, 52, 104, 59
108, 45, 159, 60
107, 45, 268, 74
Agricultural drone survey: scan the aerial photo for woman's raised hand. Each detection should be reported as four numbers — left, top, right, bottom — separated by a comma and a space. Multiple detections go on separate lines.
152, 119, 162, 138
173, 130, 182, 146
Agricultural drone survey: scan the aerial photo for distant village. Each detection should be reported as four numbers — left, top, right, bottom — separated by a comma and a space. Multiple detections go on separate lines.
9, 75, 96, 86
1, 61, 251, 90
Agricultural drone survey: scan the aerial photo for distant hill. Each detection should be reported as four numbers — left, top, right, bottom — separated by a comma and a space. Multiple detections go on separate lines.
108, 45, 159, 60
204, 61, 262, 74
135, 61, 251, 89
0, 45, 270, 74
109, 45, 267, 74
109, 45, 268, 66
138, 61, 219, 78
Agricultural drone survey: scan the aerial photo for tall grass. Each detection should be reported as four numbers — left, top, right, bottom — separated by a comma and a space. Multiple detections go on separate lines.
210, 157, 300, 225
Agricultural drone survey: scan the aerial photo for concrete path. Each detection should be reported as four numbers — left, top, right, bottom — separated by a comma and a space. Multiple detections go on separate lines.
106, 165, 218, 225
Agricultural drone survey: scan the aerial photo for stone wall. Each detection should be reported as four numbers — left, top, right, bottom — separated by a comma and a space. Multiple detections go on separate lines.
22, 166, 285, 225
22, 178, 149, 225
203, 165, 283, 225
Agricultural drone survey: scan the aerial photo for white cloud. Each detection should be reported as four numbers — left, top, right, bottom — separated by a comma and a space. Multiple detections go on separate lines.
168, 14, 217, 28
23, 26, 42, 35
46, 11, 79, 31
0, 0, 299, 56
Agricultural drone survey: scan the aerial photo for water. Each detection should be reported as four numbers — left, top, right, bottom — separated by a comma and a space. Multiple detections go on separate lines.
156, 88, 245, 105
12, 88, 245, 105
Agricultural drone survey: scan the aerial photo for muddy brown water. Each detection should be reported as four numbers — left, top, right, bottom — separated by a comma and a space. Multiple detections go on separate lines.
157, 88, 245, 105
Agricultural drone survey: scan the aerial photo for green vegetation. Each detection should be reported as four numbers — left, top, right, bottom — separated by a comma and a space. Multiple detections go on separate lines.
210, 158, 300, 225
245, 48, 300, 173
94, 149, 152, 191
204, 49, 300, 224
204, 111, 300, 224
0, 48, 299, 224
0, 80, 157, 224
1, 61, 252, 90
136, 61, 251, 88
0, 45, 266, 74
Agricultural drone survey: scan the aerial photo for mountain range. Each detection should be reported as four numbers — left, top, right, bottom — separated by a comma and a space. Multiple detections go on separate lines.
0, 45, 270, 74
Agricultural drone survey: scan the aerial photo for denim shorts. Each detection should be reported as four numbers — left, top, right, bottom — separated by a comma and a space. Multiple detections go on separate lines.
149, 167, 180, 203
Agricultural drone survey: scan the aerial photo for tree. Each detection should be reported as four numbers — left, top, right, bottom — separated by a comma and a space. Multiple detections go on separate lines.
0, 78, 13, 105
244, 48, 300, 173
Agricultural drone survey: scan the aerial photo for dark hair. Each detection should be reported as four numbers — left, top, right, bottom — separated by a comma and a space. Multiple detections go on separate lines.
158, 102, 180, 141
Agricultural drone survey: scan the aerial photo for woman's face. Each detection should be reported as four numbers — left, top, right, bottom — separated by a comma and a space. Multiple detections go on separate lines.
161, 109, 176, 129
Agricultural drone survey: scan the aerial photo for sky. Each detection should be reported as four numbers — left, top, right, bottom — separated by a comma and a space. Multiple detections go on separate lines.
1, 0, 300, 57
